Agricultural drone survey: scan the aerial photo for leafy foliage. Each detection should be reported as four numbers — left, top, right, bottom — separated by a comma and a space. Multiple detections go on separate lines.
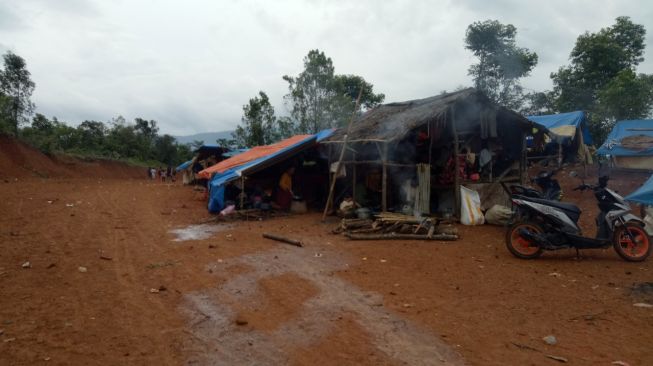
232, 91, 282, 147
465, 20, 538, 109
0, 51, 35, 135
20, 114, 192, 165
549, 17, 653, 142
282, 49, 384, 134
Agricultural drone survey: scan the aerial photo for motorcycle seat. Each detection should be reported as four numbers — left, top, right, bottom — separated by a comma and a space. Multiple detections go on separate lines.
518, 196, 581, 222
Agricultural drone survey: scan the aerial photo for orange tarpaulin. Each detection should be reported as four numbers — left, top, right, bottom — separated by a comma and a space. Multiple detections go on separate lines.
197, 135, 313, 179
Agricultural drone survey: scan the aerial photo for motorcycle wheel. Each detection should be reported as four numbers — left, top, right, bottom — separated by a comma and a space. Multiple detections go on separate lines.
506, 221, 544, 259
613, 223, 651, 262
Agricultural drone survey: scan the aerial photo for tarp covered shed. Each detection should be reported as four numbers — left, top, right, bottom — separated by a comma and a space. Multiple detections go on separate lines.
526, 111, 593, 165
626, 174, 653, 205
205, 130, 333, 213
527, 111, 592, 144
597, 120, 653, 170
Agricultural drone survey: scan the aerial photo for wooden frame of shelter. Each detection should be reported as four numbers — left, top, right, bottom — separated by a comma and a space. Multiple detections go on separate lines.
322, 88, 544, 218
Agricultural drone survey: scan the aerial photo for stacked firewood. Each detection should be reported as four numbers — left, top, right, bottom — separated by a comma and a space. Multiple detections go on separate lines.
332, 213, 459, 241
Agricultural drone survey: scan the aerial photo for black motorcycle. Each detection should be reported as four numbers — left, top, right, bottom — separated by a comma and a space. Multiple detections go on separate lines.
506, 176, 651, 262
505, 170, 562, 201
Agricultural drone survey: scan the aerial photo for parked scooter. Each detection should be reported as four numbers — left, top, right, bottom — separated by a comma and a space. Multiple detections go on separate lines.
506, 170, 562, 201
506, 175, 651, 262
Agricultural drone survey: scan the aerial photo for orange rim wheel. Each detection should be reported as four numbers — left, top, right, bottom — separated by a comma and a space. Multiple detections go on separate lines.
617, 226, 650, 259
509, 223, 542, 256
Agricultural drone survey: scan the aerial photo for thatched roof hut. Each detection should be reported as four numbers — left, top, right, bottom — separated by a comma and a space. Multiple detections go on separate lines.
328, 88, 539, 143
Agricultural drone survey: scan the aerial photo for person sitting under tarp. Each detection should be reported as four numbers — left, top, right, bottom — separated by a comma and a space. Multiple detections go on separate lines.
338, 195, 359, 218
224, 181, 242, 208
276, 167, 295, 210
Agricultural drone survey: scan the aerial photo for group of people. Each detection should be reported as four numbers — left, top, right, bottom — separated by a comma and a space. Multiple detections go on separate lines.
221, 166, 297, 215
148, 166, 176, 182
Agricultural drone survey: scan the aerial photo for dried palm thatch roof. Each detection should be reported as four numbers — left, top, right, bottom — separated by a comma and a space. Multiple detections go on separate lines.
328, 88, 537, 142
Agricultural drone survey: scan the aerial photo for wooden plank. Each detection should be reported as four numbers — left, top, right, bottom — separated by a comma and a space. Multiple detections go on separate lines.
382, 141, 388, 212
452, 104, 461, 218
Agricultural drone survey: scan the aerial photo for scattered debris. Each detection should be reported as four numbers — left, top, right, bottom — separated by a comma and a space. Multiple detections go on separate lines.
158, 285, 167, 292
46, 263, 56, 269
235, 317, 248, 326
546, 354, 568, 363
0, 329, 4, 335
612, 361, 630, 366
150, 288, 160, 293
208, 244, 216, 249
548, 272, 562, 277
22, 261, 31, 269
333, 214, 459, 241
146, 261, 175, 269
78, 266, 87, 273
380, 259, 387, 263
262, 233, 303, 247
511, 342, 540, 352
542, 335, 557, 345
314, 253, 322, 258
65, 203, 74, 207
633, 303, 653, 308
3, 337, 16, 343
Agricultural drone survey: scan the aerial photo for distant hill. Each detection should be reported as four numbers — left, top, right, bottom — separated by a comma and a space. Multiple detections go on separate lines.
174, 131, 234, 145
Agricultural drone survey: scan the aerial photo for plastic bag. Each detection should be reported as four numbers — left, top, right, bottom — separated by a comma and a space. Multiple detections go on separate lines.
460, 186, 484, 225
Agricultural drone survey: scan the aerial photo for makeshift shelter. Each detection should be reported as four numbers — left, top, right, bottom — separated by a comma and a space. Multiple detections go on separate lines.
323, 88, 545, 217
203, 130, 333, 213
527, 111, 593, 165
597, 120, 653, 170
626, 174, 653, 205
175, 145, 238, 185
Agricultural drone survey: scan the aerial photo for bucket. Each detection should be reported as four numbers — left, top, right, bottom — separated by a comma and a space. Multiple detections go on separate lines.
290, 200, 307, 214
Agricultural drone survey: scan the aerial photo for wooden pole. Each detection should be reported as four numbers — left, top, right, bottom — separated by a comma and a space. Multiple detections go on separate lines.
240, 176, 245, 209
520, 131, 526, 185
322, 89, 363, 222
382, 141, 388, 212
352, 151, 357, 203
452, 105, 461, 219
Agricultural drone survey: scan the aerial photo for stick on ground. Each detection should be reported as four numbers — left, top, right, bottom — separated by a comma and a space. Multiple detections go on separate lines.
262, 233, 303, 247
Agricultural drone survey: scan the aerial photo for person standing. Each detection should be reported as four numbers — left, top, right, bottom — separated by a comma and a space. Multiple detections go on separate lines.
276, 166, 295, 210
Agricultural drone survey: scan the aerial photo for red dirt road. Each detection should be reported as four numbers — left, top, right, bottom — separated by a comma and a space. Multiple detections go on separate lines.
1, 164, 652, 365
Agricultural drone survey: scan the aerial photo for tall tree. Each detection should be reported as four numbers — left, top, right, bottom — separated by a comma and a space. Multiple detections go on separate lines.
283, 49, 385, 133
233, 91, 278, 147
464, 20, 538, 109
550, 16, 653, 142
0, 51, 35, 135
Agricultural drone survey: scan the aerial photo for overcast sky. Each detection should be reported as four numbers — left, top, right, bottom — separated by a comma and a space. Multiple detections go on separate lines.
1, 0, 652, 136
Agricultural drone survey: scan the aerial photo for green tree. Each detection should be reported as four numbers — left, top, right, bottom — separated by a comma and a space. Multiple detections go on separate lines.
464, 20, 538, 109
0, 51, 35, 135
233, 91, 279, 147
550, 16, 653, 142
283, 49, 385, 133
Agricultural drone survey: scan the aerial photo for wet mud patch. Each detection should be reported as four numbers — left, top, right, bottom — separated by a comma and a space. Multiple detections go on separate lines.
181, 246, 465, 365
168, 223, 232, 242
630, 282, 653, 303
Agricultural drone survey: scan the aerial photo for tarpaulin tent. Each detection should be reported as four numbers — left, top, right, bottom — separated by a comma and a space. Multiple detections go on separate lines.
206, 130, 334, 213
626, 174, 653, 205
597, 120, 653, 170
175, 160, 193, 172
527, 111, 592, 145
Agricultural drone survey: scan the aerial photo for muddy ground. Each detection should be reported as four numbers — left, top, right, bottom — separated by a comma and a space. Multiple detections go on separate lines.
1, 165, 652, 365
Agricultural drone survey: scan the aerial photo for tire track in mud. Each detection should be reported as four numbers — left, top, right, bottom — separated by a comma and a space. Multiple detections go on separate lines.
182, 245, 466, 365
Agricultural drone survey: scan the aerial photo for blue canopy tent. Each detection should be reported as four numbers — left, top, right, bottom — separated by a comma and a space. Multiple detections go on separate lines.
207, 129, 334, 213
527, 111, 592, 145
597, 120, 653, 170
527, 111, 593, 164
626, 174, 653, 205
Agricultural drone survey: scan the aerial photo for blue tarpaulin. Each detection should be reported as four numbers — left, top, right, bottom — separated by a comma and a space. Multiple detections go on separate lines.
626, 174, 653, 205
175, 160, 193, 172
527, 111, 593, 145
207, 129, 334, 213
597, 120, 653, 156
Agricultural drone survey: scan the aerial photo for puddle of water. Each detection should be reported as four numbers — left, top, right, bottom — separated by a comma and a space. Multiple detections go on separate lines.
169, 224, 231, 242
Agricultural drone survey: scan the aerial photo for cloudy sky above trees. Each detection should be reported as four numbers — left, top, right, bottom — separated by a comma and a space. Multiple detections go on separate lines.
1, 0, 652, 135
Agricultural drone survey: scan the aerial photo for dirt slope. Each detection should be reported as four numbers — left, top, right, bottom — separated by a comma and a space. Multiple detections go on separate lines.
0, 135, 145, 179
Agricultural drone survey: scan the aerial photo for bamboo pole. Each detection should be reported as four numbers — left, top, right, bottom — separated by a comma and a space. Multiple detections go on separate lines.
322, 89, 363, 222
382, 142, 388, 212
452, 105, 461, 219
352, 151, 357, 202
